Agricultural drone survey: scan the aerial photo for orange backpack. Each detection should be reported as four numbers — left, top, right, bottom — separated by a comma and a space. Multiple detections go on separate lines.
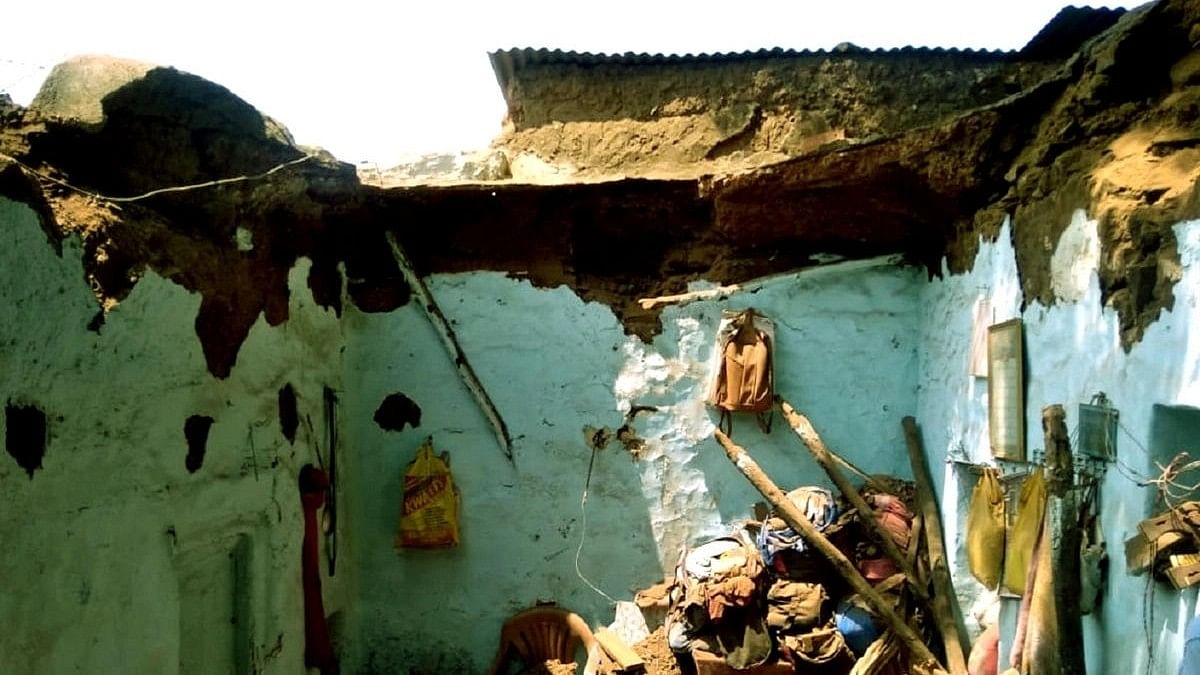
709, 309, 775, 433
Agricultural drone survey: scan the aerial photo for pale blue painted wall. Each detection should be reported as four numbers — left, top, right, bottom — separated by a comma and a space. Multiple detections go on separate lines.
0, 197, 346, 675
916, 213, 1200, 674
340, 261, 923, 673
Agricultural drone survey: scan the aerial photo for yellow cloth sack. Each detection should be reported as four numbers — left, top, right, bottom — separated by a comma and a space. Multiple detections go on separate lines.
967, 468, 1006, 589
1002, 468, 1046, 595
396, 437, 460, 549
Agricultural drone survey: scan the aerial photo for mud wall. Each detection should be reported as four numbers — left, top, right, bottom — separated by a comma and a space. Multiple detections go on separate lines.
916, 212, 1200, 674
495, 51, 1059, 177
339, 260, 922, 673
0, 196, 348, 674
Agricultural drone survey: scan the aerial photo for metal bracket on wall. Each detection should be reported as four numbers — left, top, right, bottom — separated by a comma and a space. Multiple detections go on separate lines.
385, 231, 516, 465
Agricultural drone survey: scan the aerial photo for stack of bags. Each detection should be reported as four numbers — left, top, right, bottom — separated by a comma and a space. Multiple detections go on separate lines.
662, 483, 919, 674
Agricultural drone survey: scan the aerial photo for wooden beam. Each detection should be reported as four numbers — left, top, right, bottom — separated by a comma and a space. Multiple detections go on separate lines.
778, 400, 929, 604
594, 627, 645, 672
902, 417, 969, 675
713, 429, 948, 675
1043, 404, 1086, 675
385, 231, 514, 464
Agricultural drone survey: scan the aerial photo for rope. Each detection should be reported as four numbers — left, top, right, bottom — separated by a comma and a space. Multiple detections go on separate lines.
1142, 452, 1200, 508
0, 149, 316, 203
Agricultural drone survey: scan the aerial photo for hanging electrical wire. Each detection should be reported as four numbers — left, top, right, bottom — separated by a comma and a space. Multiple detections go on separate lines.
0, 149, 316, 204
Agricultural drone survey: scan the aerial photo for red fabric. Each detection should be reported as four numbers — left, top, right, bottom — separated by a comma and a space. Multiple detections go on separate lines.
969, 623, 1000, 675
857, 557, 899, 583
870, 494, 913, 550
301, 466, 337, 674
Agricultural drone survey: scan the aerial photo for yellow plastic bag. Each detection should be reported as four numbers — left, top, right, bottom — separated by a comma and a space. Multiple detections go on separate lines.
967, 468, 1006, 589
1002, 468, 1046, 595
395, 437, 460, 549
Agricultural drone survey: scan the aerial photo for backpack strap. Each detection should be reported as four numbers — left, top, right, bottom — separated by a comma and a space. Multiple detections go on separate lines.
719, 409, 734, 437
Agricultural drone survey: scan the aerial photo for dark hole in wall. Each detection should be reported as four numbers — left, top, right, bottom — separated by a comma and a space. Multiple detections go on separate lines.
373, 393, 421, 432
5, 403, 47, 479
185, 415, 215, 473
279, 384, 298, 444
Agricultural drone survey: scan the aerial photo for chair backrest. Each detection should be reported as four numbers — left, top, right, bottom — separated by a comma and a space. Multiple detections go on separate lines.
486, 606, 596, 675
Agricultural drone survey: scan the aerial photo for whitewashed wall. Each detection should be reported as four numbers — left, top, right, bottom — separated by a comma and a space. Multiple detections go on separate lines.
917, 212, 1200, 674
340, 260, 923, 673
0, 196, 347, 675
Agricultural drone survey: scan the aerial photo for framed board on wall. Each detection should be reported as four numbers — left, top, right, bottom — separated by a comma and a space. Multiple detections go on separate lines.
988, 318, 1025, 461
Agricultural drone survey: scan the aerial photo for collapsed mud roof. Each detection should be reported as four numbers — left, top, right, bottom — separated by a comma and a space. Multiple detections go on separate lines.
486, 6, 1126, 178
0, 2, 1197, 379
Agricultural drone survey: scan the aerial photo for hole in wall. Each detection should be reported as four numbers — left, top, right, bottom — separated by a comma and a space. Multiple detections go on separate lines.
184, 415, 215, 474
373, 393, 421, 432
278, 384, 298, 444
5, 402, 47, 479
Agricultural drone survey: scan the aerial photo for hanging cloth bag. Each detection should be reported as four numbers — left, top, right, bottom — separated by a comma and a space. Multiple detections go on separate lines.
708, 309, 775, 434
1002, 468, 1046, 595
395, 437, 461, 549
967, 468, 1006, 589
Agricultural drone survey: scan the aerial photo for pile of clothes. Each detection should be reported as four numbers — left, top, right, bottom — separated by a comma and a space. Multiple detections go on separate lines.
663, 483, 920, 674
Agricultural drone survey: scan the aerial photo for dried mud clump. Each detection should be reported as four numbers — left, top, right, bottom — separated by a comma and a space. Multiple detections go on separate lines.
1000, 0, 1200, 347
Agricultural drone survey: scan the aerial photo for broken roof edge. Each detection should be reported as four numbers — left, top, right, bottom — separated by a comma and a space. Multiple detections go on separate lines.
487, 4, 1129, 97
487, 44, 1011, 99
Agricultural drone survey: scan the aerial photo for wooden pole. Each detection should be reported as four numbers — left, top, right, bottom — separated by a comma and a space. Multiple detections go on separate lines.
902, 417, 969, 675
713, 429, 948, 675
385, 231, 514, 464
778, 400, 929, 604
1043, 404, 1086, 675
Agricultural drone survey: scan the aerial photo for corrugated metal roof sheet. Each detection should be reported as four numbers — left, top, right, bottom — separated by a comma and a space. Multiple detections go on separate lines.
487, 44, 1014, 94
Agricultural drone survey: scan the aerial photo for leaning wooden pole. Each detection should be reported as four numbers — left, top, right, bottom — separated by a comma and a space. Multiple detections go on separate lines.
778, 400, 929, 604
902, 417, 969, 675
713, 429, 948, 675
1043, 404, 1086, 675
385, 231, 514, 464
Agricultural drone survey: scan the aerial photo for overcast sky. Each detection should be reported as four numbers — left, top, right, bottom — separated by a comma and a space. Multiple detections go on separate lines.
3, 1, 1135, 167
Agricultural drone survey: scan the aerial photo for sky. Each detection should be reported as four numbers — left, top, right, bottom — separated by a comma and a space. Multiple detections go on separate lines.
3, 1, 1136, 168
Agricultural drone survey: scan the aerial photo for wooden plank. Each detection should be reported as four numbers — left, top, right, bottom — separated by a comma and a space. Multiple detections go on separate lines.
1167, 561, 1200, 589
714, 429, 948, 675
902, 417, 969, 675
1124, 530, 1186, 575
594, 627, 645, 672
1139, 507, 1198, 541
